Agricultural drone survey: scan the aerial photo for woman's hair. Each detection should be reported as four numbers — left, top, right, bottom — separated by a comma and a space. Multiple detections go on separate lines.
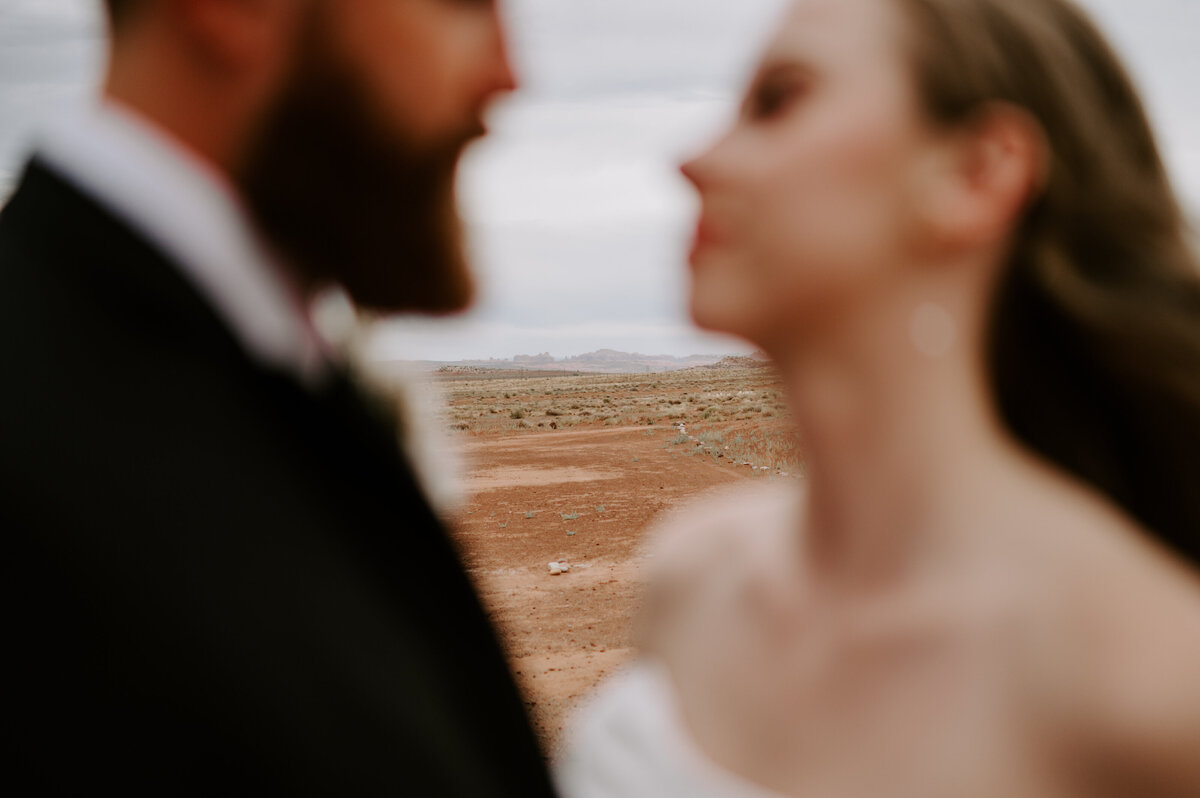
899, 0, 1200, 562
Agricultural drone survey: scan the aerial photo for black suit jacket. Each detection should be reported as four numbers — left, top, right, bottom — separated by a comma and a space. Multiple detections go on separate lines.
0, 161, 558, 795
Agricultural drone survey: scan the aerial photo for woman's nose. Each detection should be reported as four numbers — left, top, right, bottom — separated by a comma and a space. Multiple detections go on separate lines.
681, 137, 729, 191
680, 155, 705, 190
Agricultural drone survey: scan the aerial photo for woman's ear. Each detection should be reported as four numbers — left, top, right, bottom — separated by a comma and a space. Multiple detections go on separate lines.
918, 103, 1049, 256
961, 103, 1049, 230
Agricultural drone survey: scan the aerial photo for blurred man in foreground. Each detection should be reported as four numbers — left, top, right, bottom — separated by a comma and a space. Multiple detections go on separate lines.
0, 1, 557, 793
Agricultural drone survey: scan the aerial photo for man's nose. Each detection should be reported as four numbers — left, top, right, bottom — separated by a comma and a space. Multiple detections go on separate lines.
485, 15, 519, 97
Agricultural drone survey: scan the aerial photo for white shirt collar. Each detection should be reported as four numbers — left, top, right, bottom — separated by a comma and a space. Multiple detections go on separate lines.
37, 100, 327, 385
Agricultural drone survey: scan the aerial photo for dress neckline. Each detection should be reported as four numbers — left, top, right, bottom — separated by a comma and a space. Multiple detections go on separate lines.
556, 658, 791, 798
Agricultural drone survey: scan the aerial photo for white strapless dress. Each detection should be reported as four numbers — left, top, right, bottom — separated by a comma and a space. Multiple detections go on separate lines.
554, 660, 789, 798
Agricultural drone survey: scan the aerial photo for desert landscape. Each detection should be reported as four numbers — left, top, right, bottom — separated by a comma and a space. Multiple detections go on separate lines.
417, 360, 801, 751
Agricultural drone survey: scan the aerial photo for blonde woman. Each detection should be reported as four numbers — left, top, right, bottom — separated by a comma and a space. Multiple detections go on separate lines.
557, 0, 1200, 796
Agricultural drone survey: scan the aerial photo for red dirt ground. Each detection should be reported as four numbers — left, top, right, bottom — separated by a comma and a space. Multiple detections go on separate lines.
447, 425, 762, 752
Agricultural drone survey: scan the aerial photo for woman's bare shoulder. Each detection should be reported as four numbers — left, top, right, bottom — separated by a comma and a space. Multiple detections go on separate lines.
648, 480, 802, 573
1024, 497, 1200, 795
1075, 557, 1200, 795
636, 481, 804, 647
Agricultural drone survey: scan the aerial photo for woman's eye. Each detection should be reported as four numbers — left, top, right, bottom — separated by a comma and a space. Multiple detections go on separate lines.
746, 80, 802, 120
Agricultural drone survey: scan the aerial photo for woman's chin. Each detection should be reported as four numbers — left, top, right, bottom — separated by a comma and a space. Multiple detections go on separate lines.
688, 293, 760, 346
688, 255, 773, 342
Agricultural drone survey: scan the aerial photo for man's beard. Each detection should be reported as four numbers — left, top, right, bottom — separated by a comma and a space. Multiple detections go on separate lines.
238, 33, 482, 314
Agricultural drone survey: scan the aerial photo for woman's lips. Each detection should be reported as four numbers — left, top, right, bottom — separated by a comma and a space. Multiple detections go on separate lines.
689, 215, 727, 263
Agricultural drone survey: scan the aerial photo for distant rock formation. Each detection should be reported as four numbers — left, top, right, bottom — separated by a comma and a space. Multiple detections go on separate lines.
513, 352, 556, 365
400, 349, 767, 376
707, 355, 773, 370
678, 354, 774, 372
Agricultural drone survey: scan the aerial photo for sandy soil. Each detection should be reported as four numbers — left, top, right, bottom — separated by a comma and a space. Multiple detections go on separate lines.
447, 425, 761, 752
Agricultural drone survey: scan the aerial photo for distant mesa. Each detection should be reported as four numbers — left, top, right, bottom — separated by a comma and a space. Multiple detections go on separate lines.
690, 353, 773, 372
513, 352, 556, 365
432, 365, 498, 376
405, 349, 768, 376
565, 348, 638, 363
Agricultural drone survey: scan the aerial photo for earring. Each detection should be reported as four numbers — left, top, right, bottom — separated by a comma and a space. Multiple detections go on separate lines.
909, 302, 958, 358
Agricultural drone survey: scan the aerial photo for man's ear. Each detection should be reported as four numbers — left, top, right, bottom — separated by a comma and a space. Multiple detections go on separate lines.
171, 0, 299, 75
920, 103, 1049, 255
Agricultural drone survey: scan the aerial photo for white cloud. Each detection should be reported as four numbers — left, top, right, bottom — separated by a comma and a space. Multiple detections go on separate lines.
0, 0, 104, 195
382, 0, 788, 361
1, 0, 1196, 361
1078, 0, 1200, 211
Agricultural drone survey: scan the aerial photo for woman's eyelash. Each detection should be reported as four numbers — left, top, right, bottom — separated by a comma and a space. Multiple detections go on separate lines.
746, 78, 805, 119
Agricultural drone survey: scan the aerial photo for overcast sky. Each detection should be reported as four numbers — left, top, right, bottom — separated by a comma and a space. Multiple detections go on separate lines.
1, 0, 1196, 361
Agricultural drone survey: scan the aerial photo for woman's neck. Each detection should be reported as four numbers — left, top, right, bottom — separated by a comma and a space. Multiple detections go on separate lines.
774, 281, 1028, 589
